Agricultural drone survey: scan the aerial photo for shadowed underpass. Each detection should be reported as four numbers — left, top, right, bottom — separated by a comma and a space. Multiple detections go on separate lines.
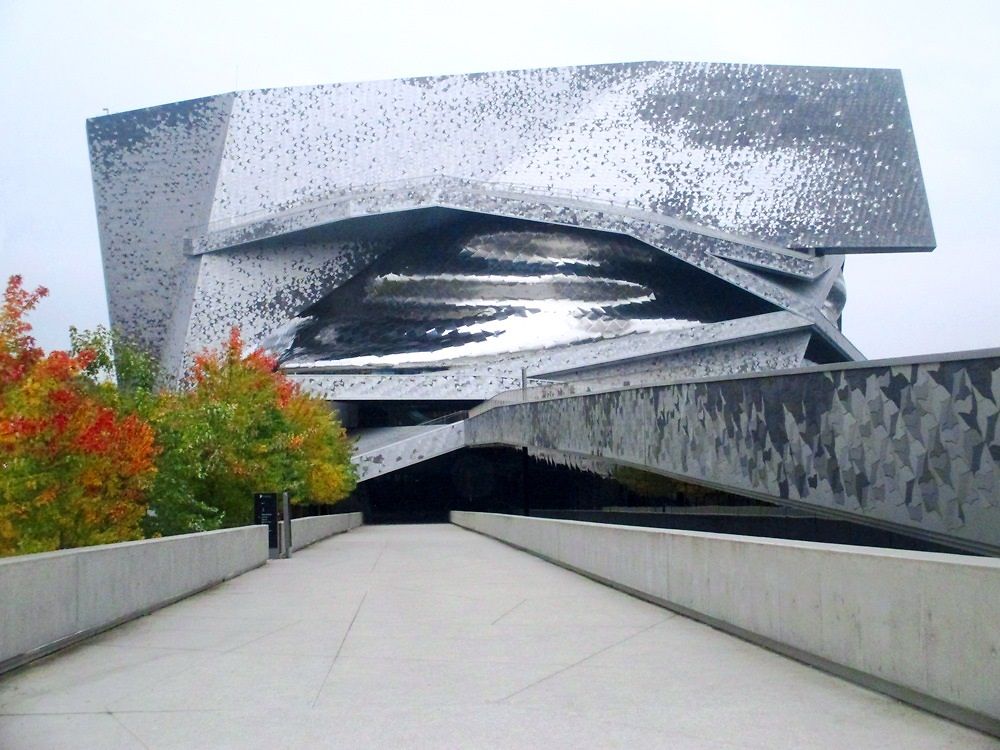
0, 525, 994, 749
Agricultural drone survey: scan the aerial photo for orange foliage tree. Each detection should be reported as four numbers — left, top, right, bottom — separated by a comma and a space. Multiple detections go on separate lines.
0, 277, 157, 555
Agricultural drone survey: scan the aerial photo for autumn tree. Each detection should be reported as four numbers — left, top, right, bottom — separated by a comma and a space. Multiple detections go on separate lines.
138, 328, 356, 534
2, 275, 355, 551
68, 325, 224, 536
0, 277, 157, 555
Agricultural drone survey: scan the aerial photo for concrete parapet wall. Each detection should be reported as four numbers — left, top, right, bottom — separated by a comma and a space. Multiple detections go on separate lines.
0, 526, 267, 674
283, 512, 363, 551
451, 511, 1000, 735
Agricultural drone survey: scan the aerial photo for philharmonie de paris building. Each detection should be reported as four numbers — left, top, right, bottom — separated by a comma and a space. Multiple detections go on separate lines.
87, 62, 1000, 559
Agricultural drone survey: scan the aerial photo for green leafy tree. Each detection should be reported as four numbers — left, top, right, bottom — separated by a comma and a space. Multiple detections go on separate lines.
68, 325, 223, 536
141, 328, 356, 533
69, 325, 159, 394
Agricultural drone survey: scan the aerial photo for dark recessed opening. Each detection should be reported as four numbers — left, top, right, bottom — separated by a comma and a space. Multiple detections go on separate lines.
804, 333, 848, 365
352, 400, 479, 428
345, 447, 972, 555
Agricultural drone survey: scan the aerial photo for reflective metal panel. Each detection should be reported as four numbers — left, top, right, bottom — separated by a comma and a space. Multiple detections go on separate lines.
272, 222, 776, 369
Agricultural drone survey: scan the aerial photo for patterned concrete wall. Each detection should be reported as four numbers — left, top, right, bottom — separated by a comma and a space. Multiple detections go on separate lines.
466, 352, 1000, 554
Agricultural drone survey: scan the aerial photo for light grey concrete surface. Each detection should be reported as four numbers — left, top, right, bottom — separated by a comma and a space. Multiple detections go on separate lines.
1, 524, 995, 749
352, 422, 466, 482
452, 511, 1000, 734
0, 526, 268, 673
281, 512, 362, 552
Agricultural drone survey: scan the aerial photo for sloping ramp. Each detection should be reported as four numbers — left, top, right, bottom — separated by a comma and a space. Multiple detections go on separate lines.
465, 350, 1000, 556
351, 423, 465, 482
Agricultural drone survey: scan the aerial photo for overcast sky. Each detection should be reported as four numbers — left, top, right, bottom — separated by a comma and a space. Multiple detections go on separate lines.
1, 0, 997, 359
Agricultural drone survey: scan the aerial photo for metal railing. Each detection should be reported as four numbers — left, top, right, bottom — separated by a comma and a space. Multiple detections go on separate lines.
417, 409, 469, 427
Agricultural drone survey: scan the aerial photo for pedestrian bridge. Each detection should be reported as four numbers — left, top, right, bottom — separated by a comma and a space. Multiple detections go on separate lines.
1, 519, 998, 748
351, 350, 1000, 557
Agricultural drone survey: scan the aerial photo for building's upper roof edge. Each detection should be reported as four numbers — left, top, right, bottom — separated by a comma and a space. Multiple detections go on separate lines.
87, 60, 906, 121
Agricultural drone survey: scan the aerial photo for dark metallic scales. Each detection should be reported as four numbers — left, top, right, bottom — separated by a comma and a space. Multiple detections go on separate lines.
277, 221, 775, 369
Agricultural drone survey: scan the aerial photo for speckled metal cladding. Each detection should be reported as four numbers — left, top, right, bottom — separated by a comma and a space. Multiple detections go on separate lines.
352, 423, 467, 482
88, 61, 934, 385
466, 351, 1000, 556
88, 63, 998, 552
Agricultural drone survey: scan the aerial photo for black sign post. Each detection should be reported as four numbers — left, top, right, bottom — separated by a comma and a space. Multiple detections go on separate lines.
254, 493, 279, 558
281, 491, 292, 559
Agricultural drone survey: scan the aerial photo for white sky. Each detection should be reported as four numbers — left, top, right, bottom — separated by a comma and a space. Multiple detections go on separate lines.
1, 0, 998, 359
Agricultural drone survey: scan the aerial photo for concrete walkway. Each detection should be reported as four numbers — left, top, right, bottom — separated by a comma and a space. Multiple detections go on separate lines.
1, 525, 996, 749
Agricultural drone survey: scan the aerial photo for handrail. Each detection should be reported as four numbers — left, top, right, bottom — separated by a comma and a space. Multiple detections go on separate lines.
417, 409, 469, 426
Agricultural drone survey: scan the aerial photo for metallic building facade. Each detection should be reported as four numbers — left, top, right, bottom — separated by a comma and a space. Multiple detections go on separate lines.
88, 61, 933, 392
86, 63, 1000, 554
